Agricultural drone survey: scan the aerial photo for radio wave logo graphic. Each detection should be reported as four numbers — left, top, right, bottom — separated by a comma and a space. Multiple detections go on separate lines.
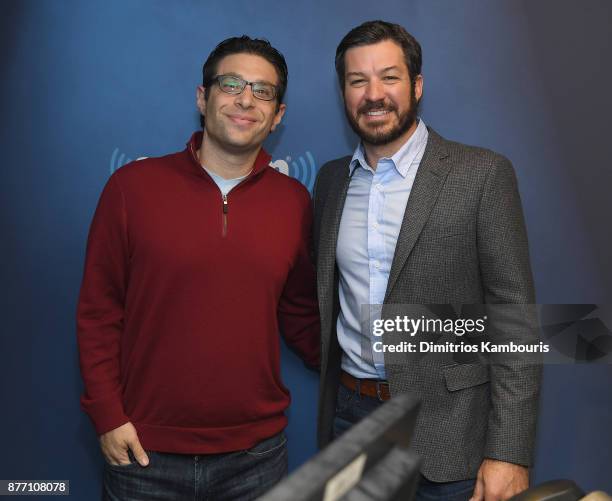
109, 148, 134, 175
271, 151, 317, 192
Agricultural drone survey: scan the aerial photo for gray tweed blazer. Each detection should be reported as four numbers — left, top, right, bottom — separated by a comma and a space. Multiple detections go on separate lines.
313, 127, 541, 482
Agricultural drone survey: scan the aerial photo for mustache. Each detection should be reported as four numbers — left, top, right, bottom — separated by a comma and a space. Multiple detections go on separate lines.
357, 100, 397, 115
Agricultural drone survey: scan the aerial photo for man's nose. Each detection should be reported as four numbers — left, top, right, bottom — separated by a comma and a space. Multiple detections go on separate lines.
235, 85, 256, 108
364, 78, 385, 102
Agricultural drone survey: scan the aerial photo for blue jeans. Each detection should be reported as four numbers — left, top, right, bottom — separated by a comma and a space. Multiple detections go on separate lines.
103, 431, 287, 501
334, 383, 476, 501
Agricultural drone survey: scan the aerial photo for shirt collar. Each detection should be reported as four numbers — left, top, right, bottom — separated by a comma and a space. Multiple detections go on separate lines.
186, 131, 272, 176
349, 118, 428, 178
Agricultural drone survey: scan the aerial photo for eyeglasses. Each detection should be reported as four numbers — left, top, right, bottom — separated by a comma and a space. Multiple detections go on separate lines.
212, 74, 278, 101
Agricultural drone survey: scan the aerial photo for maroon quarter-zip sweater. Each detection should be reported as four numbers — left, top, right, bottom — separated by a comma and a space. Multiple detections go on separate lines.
77, 132, 320, 453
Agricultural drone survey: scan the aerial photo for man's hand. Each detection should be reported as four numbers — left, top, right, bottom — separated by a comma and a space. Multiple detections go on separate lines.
470, 459, 528, 501
99, 422, 149, 467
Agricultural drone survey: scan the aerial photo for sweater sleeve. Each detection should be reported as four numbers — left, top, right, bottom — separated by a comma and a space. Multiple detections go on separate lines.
277, 190, 321, 368
77, 175, 130, 435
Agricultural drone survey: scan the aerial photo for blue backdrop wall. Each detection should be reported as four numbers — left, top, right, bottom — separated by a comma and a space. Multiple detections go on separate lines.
1, 0, 611, 498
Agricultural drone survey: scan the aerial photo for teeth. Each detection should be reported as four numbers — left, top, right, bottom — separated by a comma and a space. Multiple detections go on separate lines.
366, 110, 389, 116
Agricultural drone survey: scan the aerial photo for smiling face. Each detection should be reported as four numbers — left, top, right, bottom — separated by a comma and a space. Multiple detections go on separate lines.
197, 53, 286, 154
342, 40, 423, 148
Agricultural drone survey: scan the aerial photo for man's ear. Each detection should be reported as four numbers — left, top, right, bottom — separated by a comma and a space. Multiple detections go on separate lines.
270, 103, 287, 132
413, 74, 423, 102
196, 85, 207, 116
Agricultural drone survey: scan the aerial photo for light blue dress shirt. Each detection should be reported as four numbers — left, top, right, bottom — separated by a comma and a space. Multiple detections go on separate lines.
336, 119, 429, 379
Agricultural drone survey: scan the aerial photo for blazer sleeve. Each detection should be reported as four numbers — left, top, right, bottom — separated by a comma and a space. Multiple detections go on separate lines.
477, 154, 542, 467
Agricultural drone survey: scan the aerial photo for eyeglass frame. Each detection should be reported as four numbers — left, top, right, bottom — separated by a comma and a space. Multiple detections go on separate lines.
208, 74, 279, 102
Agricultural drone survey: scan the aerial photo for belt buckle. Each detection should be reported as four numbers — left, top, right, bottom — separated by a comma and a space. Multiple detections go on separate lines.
376, 381, 389, 401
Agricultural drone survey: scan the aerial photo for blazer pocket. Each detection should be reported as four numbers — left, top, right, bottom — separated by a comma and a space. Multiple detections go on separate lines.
418, 230, 470, 242
442, 363, 489, 392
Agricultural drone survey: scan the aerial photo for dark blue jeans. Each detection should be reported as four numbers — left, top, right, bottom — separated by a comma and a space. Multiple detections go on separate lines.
334, 383, 476, 501
103, 431, 287, 501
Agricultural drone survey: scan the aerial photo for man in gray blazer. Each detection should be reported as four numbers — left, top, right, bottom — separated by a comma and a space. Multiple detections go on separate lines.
313, 20, 541, 501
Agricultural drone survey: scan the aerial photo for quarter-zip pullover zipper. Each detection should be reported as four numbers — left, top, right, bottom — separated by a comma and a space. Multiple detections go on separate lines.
222, 194, 228, 237
218, 172, 258, 237
189, 140, 266, 239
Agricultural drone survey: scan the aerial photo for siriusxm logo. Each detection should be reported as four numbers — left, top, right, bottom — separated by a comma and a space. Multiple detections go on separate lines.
270, 151, 316, 192
109, 148, 149, 174
109, 147, 317, 192
110, 148, 134, 174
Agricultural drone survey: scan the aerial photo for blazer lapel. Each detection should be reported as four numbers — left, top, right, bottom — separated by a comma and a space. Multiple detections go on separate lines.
384, 129, 451, 302
317, 164, 351, 350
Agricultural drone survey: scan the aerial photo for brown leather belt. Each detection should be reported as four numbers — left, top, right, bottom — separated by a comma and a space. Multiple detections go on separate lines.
340, 370, 391, 401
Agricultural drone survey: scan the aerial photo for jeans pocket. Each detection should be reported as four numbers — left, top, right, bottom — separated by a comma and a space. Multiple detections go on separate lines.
244, 432, 287, 457
335, 384, 356, 415
103, 449, 142, 469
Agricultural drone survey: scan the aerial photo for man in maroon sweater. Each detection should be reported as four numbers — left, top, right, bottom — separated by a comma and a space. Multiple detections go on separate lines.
77, 36, 319, 500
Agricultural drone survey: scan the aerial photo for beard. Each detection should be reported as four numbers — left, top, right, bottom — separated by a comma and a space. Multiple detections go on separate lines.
345, 90, 419, 146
